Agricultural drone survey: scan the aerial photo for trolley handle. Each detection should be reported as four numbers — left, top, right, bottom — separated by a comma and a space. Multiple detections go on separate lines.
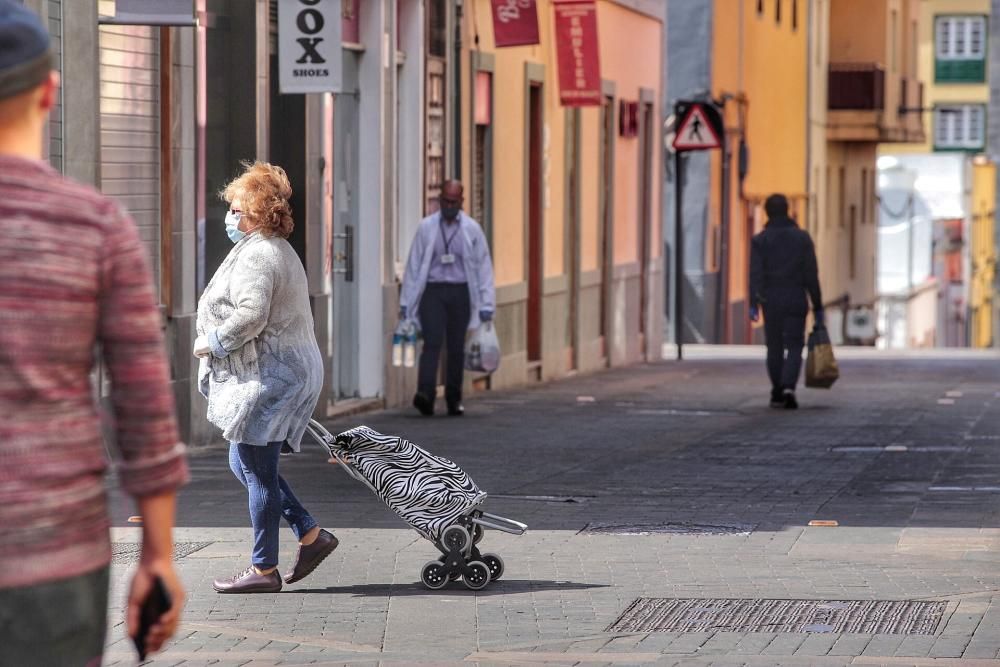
304, 420, 371, 485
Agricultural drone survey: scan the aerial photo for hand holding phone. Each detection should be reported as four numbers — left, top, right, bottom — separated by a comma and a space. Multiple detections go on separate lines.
133, 575, 172, 661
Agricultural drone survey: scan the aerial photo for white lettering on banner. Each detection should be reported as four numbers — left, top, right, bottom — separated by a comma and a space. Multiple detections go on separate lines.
496, 0, 533, 23
278, 0, 343, 94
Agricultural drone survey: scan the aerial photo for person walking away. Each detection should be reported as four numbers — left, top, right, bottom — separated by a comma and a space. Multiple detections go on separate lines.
400, 179, 496, 416
0, 2, 188, 663
195, 161, 337, 593
749, 194, 824, 409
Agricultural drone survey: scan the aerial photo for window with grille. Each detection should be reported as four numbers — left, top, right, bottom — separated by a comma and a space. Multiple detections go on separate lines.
935, 16, 987, 81
934, 105, 986, 150
428, 0, 447, 58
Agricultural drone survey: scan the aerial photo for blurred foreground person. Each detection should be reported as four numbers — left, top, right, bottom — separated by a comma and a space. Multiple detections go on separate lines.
0, 2, 188, 664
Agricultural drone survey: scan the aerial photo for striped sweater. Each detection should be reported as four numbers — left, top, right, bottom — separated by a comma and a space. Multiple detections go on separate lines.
0, 155, 189, 589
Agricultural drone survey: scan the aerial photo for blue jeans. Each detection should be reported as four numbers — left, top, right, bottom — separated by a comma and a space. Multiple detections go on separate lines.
229, 441, 318, 569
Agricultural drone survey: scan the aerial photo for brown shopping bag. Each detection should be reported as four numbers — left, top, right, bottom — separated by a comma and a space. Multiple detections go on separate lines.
805, 325, 839, 388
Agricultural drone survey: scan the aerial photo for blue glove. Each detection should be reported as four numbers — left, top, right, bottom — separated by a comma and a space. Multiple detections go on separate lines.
399, 306, 407, 320
479, 310, 493, 322
749, 306, 760, 323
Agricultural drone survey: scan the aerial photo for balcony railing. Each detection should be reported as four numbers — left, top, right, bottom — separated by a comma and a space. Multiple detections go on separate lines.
829, 63, 885, 111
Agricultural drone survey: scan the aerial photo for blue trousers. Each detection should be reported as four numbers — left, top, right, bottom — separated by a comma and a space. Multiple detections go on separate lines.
229, 441, 318, 569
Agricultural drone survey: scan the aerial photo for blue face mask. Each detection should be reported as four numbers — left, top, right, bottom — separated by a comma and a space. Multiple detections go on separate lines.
225, 211, 245, 244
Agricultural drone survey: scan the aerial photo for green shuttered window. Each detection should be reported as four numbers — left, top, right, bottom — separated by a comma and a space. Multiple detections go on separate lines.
935, 15, 987, 83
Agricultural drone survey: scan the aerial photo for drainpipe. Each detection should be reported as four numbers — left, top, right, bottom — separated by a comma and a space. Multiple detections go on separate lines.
453, 0, 463, 180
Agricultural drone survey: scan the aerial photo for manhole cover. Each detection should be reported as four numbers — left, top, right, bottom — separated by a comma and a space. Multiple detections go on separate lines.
581, 522, 753, 536
112, 541, 212, 565
606, 598, 945, 635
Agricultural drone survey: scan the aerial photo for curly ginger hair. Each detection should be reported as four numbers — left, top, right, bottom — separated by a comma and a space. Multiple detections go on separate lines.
222, 161, 294, 239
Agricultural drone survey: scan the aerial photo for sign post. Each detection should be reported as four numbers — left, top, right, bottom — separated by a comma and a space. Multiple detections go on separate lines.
671, 100, 724, 360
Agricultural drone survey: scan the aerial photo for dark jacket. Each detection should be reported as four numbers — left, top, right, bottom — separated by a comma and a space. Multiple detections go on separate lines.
749, 216, 823, 315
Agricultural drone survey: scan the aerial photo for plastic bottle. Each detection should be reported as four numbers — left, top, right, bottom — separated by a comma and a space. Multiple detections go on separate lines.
403, 323, 417, 368
391, 330, 404, 367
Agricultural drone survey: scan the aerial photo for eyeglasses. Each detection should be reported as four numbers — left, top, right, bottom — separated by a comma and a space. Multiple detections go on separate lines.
229, 207, 242, 215
439, 197, 461, 206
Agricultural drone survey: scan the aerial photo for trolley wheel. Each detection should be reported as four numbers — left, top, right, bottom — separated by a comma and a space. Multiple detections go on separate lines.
420, 560, 449, 590
462, 561, 491, 590
481, 553, 504, 581
472, 522, 484, 544
442, 524, 471, 553
439, 554, 463, 581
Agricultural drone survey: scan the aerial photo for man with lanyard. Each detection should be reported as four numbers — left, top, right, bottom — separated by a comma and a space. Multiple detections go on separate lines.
400, 180, 496, 416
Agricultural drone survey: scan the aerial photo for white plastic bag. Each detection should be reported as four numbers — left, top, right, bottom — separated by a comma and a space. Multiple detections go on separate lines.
464, 321, 501, 373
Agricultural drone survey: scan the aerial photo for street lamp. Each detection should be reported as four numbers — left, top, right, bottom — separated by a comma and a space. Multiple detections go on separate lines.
878, 164, 917, 293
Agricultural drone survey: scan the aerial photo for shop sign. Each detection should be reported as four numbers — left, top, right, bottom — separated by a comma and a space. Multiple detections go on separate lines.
553, 0, 601, 107
490, 0, 540, 47
278, 0, 343, 94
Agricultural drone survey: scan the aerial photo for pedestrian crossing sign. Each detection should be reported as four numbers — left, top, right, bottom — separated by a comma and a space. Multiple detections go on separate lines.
673, 103, 722, 151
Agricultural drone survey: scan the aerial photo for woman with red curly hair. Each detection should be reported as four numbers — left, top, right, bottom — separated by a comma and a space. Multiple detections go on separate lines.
193, 161, 337, 594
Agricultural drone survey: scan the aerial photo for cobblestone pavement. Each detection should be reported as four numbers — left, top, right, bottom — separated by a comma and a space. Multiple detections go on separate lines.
103, 349, 1000, 666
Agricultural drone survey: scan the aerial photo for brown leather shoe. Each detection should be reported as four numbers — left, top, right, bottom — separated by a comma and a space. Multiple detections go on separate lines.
213, 566, 283, 594
284, 529, 339, 584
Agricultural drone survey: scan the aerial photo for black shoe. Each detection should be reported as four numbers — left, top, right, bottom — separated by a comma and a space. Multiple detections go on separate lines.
783, 389, 798, 410
413, 392, 435, 416
447, 402, 465, 416
769, 388, 784, 409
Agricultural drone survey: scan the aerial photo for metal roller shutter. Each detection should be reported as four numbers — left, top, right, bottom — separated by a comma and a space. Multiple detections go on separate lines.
99, 24, 161, 301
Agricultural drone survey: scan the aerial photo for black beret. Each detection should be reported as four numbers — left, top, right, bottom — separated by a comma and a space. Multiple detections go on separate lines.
0, 0, 51, 101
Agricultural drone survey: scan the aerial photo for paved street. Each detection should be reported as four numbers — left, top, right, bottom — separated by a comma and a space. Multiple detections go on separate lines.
104, 349, 1000, 666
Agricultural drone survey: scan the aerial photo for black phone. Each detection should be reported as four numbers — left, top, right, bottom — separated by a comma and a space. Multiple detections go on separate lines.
133, 575, 172, 661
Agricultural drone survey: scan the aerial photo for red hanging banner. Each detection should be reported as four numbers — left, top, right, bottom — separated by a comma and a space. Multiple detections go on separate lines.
490, 0, 540, 47
553, 0, 601, 107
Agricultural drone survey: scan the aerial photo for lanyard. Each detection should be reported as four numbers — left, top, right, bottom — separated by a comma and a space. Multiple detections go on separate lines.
440, 220, 461, 254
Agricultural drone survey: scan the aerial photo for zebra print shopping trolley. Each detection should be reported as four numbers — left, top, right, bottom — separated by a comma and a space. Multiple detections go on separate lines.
305, 421, 527, 590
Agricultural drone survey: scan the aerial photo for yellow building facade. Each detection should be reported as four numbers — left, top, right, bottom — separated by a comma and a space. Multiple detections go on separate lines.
702, 0, 923, 343
882, 0, 991, 155
665, 0, 924, 345
814, 0, 924, 340
694, 0, 810, 343
458, 0, 663, 385
970, 158, 997, 347
877, 0, 996, 348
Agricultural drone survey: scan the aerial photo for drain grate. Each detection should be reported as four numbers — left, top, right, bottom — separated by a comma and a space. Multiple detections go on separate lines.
606, 598, 946, 635
112, 541, 212, 565
581, 522, 753, 536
